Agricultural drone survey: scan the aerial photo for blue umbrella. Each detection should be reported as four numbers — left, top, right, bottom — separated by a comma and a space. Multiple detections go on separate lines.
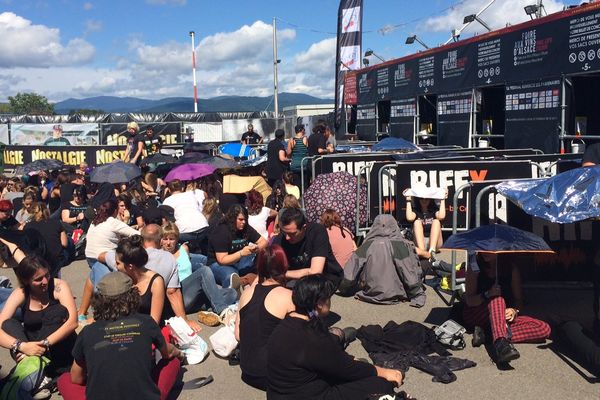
496, 166, 600, 223
372, 137, 420, 152
442, 224, 553, 254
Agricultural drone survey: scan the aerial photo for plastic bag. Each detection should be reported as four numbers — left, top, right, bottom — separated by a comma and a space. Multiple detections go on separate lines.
209, 324, 238, 358
166, 316, 208, 364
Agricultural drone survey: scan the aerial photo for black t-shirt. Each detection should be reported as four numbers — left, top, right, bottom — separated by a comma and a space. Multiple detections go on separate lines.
266, 139, 287, 180
242, 131, 262, 144
207, 223, 261, 265
143, 135, 163, 156
26, 219, 65, 261
59, 183, 76, 205
0, 216, 19, 230
582, 143, 600, 165
127, 134, 144, 160
307, 132, 327, 156
72, 313, 165, 400
272, 223, 343, 286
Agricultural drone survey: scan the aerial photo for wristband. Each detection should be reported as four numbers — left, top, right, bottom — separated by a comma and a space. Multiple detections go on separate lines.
42, 339, 50, 350
11, 340, 22, 352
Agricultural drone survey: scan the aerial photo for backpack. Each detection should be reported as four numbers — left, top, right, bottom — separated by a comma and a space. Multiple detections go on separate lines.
0, 355, 49, 400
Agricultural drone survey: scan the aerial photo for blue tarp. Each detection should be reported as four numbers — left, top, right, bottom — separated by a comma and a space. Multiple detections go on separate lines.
495, 166, 600, 223
372, 137, 420, 152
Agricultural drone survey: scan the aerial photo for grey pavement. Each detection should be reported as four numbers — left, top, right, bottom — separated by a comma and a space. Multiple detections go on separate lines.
0, 254, 598, 400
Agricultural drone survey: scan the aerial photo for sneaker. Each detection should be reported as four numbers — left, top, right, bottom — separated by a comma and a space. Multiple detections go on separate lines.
471, 326, 486, 348
428, 249, 437, 263
342, 327, 358, 348
229, 273, 241, 297
197, 311, 221, 327
494, 338, 520, 363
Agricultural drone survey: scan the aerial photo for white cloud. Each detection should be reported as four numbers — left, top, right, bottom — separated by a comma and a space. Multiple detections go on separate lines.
84, 19, 103, 35
424, 0, 566, 35
83, 2, 93, 11
145, 0, 187, 5
0, 12, 95, 68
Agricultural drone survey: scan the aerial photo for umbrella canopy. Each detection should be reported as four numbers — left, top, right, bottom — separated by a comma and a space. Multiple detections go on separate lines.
140, 153, 177, 166
372, 137, 420, 152
495, 166, 600, 223
302, 171, 367, 231
200, 156, 239, 169
164, 163, 216, 182
178, 152, 210, 164
14, 159, 65, 175
442, 224, 554, 254
90, 161, 141, 184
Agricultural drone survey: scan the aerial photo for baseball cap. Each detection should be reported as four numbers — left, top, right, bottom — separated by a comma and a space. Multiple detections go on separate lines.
0, 200, 14, 212
158, 205, 176, 222
97, 272, 132, 297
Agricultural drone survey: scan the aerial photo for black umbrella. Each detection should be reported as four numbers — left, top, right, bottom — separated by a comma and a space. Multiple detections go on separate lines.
14, 159, 65, 175
178, 152, 210, 164
90, 161, 141, 184
140, 153, 178, 166
200, 156, 239, 169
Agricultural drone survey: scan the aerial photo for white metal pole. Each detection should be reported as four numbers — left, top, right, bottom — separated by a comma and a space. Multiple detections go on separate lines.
273, 17, 279, 118
190, 31, 198, 113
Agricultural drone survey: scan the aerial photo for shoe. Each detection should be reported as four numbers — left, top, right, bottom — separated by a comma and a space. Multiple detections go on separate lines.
494, 338, 520, 363
197, 311, 221, 327
342, 327, 358, 348
472, 326, 486, 348
428, 249, 437, 263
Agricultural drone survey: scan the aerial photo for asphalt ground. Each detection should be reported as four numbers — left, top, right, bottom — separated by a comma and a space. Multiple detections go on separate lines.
0, 252, 598, 400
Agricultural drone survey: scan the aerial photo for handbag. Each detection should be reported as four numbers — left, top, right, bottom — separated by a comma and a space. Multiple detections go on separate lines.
434, 319, 466, 350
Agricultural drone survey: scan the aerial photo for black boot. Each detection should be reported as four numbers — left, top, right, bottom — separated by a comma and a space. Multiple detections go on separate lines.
494, 338, 520, 363
472, 326, 486, 348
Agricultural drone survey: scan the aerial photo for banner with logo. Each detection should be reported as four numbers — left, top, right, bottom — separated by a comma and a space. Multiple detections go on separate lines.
100, 122, 181, 146
10, 123, 100, 146
334, 0, 363, 129
3, 145, 126, 168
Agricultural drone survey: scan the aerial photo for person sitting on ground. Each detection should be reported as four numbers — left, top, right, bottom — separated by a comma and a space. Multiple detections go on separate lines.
116, 193, 144, 229
160, 222, 237, 326
15, 192, 35, 225
265, 180, 287, 212
273, 194, 301, 236
404, 189, 446, 260
246, 189, 277, 240
236, 244, 294, 391
273, 208, 343, 288
0, 200, 19, 231
57, 272, 183, 400
115, 236, 165, 325
0, 255, 78, 384
320, 209, 356, 270
161, 179, 208, 249
463, 253, 551, 364
267, 274, 403, 400
207, 205, 268, 289
282, 171, 300, 199
61, 186, 89, 234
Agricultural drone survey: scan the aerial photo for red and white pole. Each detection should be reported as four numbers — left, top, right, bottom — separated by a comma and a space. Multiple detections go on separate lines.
189, 31, 198, 113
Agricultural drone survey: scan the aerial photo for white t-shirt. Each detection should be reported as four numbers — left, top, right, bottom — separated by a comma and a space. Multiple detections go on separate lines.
248, 207, 271, 239
162, 191, 208, 233
85, 217, 139, 259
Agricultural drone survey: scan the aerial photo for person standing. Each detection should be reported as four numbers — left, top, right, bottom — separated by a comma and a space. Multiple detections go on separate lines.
241, 124, 263, 145
266, 129, 289, 187
307, 125, 330, 157
142, 125, 163, 157
123, 122, 144, 165
44, 125, 71, 146
287, 124, 309, 187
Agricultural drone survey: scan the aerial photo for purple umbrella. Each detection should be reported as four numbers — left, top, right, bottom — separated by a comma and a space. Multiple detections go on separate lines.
164, 163, 216, 182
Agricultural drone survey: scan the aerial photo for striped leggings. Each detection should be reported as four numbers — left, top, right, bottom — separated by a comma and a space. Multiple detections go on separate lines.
463, 296, 551, 343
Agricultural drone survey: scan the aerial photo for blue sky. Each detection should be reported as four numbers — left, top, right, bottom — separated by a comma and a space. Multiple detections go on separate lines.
0, 0, 580, 102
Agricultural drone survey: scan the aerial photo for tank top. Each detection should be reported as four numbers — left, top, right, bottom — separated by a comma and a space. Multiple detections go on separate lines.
23, 279, 68, 340
239, 284, 283, 379
176, 246, 193, 281
290, 137, 308, 171
138, 274, 162, 317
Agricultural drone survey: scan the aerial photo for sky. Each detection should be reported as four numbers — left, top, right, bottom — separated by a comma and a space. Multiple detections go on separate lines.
0, 0, 583, 102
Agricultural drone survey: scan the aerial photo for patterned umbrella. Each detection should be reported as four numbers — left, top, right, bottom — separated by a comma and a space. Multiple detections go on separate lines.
164, 163, 216, 182
90, 161, 141, 184
302, 171, 367, 231
14, 159, 65, 175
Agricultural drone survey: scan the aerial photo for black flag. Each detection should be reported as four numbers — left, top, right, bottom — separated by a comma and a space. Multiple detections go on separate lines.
334, 0, 363, 131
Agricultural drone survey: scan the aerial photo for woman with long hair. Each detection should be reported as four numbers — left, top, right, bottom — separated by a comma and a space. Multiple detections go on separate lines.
236, 244, 294, 391
15, 192, 35, 225
26, 202, 69, 277
246, 189, 277, 240
267, 275, 403, 399
320, 209, 356, 269
0, 256, 78, 384
116, 193, 144, 229
207, 204, 268, 288
115, 236, 165, 324
57, 272, 183, 400
265, 180, 287, 212
405, 192, 446, 260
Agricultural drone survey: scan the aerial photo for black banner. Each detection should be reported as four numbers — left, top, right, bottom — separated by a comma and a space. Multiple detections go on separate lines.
355, 103, 376, 140
436, 91, 472, 147
334, 0, 363, 128
504, 79, 561, 153
100, 122, 182, 146
389, 98, 416, 141
4, 145, 127, 168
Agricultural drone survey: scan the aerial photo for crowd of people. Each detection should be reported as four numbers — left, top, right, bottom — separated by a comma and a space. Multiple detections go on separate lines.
0, 121, 596, 399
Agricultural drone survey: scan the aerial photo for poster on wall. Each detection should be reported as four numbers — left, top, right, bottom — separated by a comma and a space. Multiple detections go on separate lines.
437, 91, 472, 147
10, 123, 100, 146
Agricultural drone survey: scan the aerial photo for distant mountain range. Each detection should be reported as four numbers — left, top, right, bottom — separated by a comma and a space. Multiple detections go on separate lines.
54, 93, 334, 114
